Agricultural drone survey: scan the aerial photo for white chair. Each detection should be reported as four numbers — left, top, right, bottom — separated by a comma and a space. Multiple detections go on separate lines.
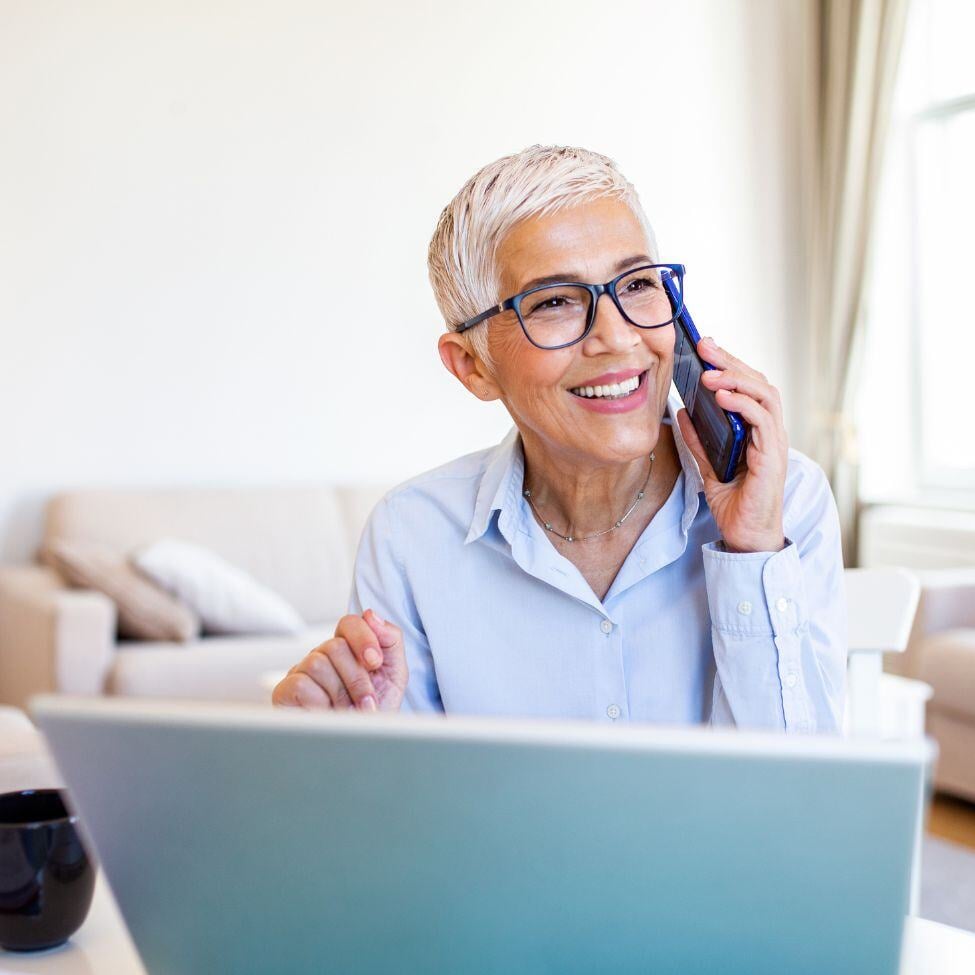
843, 566, 933, 916
844, 567, 928, 738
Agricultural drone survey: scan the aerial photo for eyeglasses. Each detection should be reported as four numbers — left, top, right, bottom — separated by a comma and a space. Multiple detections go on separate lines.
454, 263, 685, 351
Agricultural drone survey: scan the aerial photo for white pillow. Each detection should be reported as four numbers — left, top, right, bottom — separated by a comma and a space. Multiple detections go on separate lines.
133, 539, 305, 636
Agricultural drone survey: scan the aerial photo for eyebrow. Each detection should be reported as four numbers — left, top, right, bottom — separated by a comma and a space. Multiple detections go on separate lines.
515, 254, 655, 293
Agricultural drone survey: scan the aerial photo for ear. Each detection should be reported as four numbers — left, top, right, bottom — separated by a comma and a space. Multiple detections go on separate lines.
438, 331, 502, 402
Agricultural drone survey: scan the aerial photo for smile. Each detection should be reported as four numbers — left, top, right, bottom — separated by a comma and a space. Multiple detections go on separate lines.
567, 370, 650, 414
569, 372, 643, 399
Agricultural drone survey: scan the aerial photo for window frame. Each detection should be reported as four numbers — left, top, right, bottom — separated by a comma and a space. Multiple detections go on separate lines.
909, 94, 975, 493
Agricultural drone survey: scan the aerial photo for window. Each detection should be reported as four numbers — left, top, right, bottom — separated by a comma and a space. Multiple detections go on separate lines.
857, 0, 975, 503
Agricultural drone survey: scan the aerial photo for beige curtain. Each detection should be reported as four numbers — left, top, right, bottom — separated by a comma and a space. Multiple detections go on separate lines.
804, 0, 910, 566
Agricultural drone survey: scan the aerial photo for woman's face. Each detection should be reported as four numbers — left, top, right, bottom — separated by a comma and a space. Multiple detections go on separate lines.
473, 196, 675, 467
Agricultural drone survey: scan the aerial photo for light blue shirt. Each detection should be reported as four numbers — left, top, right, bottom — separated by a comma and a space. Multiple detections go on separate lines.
348, 391, 847, 732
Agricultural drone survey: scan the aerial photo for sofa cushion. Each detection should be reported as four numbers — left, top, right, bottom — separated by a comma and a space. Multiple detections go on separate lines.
41, 539, 201, 642
920, 628, 975, 721
42, 486, 390, 625
108, 623, 335, 703
134, 539, 305, 635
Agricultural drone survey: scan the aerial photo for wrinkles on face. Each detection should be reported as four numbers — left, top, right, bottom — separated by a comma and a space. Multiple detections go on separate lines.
487, 197, 676, 489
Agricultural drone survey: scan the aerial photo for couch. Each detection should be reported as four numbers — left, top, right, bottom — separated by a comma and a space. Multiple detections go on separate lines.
0, 484, 391, 709
887, 568, 975, 802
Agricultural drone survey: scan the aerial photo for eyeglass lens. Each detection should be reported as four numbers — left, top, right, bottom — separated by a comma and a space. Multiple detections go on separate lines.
517, 267, 681, 349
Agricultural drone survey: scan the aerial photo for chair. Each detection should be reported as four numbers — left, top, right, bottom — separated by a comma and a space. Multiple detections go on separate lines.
896, 568, 975, 802
843, 566, 933, 916
844, 567, 926, 737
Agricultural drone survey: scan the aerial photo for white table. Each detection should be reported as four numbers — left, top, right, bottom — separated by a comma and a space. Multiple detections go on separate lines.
1, 871, 974, 974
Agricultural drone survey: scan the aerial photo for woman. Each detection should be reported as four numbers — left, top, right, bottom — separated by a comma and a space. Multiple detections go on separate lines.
273, 145, 847, 732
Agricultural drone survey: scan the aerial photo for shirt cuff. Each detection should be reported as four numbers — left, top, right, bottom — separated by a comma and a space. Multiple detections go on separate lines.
701, 538, 802, 637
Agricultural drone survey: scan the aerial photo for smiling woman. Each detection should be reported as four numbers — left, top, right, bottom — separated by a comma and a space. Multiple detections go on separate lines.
273, 145, 848, 733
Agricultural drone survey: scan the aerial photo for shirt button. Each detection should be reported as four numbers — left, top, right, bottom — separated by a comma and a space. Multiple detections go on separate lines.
785, 673, 798, 688
600, 620, 613, 634
776, 597, 789, 613
737, 600, 752, 615
606, 704, 621, 720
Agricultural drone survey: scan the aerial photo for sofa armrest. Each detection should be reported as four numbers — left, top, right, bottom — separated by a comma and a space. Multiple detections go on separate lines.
894, 568, 975, 679
0, 566, 117, 709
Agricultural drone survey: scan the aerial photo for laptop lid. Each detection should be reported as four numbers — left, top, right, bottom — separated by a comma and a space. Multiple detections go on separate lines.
30, 695, 934, 975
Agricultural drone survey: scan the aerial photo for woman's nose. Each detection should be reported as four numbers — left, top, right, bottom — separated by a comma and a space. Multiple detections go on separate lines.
585, 292, 642, 351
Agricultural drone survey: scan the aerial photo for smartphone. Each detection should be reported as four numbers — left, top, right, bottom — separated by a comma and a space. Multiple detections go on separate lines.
661, 270, 748, 483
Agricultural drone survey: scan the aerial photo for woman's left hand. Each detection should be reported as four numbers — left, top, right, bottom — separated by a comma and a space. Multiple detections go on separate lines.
674, 336, 788, 554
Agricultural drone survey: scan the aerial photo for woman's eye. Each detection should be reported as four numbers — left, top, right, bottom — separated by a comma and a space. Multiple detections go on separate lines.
626, 277, 658, 292
529, 296, 566, 313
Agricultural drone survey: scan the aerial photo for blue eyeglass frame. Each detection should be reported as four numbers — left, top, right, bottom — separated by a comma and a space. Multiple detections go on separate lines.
453, 262, 686, 351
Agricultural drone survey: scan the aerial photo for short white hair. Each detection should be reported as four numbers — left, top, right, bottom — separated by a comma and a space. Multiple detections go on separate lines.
427, 144, 658, 371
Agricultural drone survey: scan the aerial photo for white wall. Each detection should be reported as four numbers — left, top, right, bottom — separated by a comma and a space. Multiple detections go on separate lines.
0, 0, 809, 563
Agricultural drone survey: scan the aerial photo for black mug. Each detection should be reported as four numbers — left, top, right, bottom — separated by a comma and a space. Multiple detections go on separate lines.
0, 789, 96, 952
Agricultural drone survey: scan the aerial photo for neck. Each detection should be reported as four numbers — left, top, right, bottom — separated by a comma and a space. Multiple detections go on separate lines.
519, 423, 677, 539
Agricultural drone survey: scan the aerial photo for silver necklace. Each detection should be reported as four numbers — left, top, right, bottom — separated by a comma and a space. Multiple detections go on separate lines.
522, 452, 655, 543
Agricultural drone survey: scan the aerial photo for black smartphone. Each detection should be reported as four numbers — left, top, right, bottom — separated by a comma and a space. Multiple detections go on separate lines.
661, 270, 748, 483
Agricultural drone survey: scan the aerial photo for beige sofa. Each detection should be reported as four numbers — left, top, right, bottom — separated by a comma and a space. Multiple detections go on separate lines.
0, 484, 390, 709
887, 568, 975, 802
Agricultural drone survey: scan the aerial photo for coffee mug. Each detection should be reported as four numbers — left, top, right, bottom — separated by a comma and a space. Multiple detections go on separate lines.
0, 789, 96, 952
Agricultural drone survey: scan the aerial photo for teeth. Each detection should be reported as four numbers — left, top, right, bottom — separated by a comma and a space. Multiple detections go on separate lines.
570, 374, 641, 398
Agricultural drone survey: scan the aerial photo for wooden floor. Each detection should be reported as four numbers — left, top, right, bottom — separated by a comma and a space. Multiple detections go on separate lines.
929, 792, 975, 850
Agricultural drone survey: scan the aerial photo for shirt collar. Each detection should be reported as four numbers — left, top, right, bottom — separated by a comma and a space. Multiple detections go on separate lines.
464, 389, 705, 546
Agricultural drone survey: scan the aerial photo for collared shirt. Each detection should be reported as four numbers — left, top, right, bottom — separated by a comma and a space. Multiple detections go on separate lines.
347, 391, 848, 732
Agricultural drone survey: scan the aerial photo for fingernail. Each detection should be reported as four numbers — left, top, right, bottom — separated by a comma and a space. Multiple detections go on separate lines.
701, 335, 717, 348
360, 695, 377, 711
364, 647, 382, 668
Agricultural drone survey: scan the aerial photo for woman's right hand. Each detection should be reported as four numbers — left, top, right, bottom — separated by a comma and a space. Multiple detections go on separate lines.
271, 608, 408, 712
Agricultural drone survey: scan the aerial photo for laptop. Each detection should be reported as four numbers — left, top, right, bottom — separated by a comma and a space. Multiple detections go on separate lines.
30, 695, 935, 975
